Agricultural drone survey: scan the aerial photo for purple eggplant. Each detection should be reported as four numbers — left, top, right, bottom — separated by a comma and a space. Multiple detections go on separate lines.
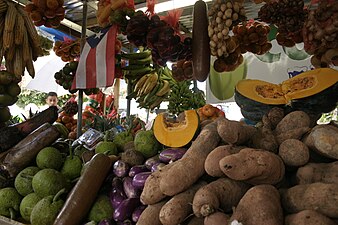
98, 219, 114, 225
117, 219, 133, 225
113, 160, 130, 177
128, 165, 149, 177
113, 198, 140, 222
159, 148, 187, 163
132, 171, 152, 189
132, 205, 146, 223
110, 177, 127, 208
144, 154, 160, 170
151, 162, 166, 172
123, 177, 141, 198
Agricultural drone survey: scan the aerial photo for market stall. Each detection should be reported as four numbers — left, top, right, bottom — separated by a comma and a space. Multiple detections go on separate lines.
0, 0, 337, 225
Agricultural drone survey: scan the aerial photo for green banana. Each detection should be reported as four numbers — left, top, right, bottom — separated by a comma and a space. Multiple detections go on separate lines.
128, 55, 152, 65
121, 50, 152, 60
125, 67, 153, 79
122, 64, 148, 71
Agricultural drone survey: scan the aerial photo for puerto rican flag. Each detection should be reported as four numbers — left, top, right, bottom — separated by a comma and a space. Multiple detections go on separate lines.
72, 25, 117, 90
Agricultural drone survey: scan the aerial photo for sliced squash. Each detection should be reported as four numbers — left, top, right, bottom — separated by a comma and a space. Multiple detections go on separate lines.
235, 68, 338, 122
153, 110, 199, 148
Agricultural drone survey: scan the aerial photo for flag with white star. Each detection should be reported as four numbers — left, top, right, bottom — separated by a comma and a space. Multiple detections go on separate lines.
72, 25, 117, 90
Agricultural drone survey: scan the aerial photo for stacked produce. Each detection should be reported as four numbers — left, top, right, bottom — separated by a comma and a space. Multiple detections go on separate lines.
258, 0, 307, 47
0, 71, 21, 123
303, 0, 338, 68
0, 0, 43, 78
167, 80, 206, 115
56, 98, 78, 139
207, 0, 246, 72
53, 39, 81, 62
25, 0, 65, 27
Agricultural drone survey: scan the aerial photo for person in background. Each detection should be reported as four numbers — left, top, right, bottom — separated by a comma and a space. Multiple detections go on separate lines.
40, 92, 61, 111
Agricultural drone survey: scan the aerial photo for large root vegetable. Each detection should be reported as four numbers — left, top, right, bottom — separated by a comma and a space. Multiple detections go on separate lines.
285, 210, 337, 225
136, 200, 167, 225
303, 124, 338, 159
159, 122, 220, 196
281, 182, 338, 218
140, 162, 175, 205
204, 145, 244, 177
187, 216, 204, 225
296, 162, 338, 184
229, 185, 283, 225
219, 148, 285, 185
192, 177, 250, 217
159, 181, 206, 225
204, 212, 230, 225
274, 111, 311, 144
278, 139, 310, 167
216, 117, 257, 145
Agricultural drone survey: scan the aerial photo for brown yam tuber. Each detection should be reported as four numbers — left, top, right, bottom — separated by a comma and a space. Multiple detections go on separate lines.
274, 111, 311, 135
160, 122, 220, 196
229, 185, 283, 225
285, 210, 338, 225
278, 139, 310, 167
204, 212, 230, 225
303, 124, 338, 159
275, 127, 310, 145
216, 117, 257, 145
251, 123, 279, 153
204, 145, 244, 177
186, 216, 204, 225
281, 182, 338, 218
140, 162, 175, 205
296, 162, 338, 184
159, 181, 206, 225
192, 177, 250, 217
266, 107, 285, 129
136, 200, 167, 225
219, 148, 285, 185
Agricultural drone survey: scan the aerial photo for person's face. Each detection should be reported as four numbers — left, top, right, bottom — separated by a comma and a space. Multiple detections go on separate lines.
46, 96, 58, 106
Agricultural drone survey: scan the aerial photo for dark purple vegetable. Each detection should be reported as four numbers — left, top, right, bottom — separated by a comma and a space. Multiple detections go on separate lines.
144, 154, 160, 170
132, 205, 146, 223
117, 219, 133, 225
132, 171, 152, 189
110, 177, 127, 208
123, 177, 141, 198
113, 160, 130, 177
113, 198, 140, 222
98, 218, 113, 225
151, 162, 166, 172
159, 148, 187, 163
128, 165, 149, 177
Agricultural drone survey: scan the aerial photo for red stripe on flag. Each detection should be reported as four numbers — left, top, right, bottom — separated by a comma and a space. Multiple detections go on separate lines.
86, 48, 97, 89
105, 25, 117, 87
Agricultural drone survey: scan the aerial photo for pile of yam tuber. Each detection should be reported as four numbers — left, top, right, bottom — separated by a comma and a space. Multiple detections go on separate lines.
138, 108, 338, 225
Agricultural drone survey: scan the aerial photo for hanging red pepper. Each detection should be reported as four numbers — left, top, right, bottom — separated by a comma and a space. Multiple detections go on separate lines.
146, 0, 157, 16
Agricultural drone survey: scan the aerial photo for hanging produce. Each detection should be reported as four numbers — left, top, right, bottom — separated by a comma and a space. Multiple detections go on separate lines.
208, 0, 246, 72
25, 0, 65, 27
303, 0, 338, 68
53, 39, 81, 62
258, 0, 307, 47
167, 80, 206, 116
192, 0, 210, 82
96, 0, 130, 28
0, 2, 43, 78
171, 59, 194, 82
